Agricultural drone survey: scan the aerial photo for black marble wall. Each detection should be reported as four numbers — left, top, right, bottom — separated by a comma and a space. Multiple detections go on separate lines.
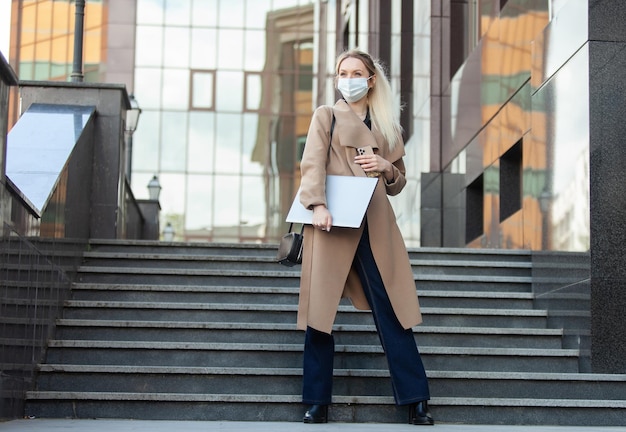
588, 0, 626, 373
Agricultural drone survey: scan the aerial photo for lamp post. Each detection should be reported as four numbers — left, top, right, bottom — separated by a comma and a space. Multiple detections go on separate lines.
163, 222, 175, 242
70, 0, 85, 82
125, 94, 142, 181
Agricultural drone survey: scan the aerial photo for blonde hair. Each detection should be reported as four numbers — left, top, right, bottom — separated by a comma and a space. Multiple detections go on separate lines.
335, 49, 403, 152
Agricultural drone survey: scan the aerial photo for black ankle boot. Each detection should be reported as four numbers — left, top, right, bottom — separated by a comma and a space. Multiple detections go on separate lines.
409, 400, 434, 425
303, 404, 328, 423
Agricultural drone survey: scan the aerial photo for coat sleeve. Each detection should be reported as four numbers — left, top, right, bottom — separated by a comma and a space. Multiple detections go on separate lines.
300, 106, 333, 209
383, 135, 407, 196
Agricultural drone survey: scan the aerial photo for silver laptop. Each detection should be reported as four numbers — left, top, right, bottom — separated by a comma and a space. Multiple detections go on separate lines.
286, 175, 378, 228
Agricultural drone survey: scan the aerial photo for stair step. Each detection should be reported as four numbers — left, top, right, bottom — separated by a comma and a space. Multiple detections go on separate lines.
23, 392, 626, 425
75, 265, 533, 291
33, 365, 626, 400
20, 241, 613, 425
43, 340, 580, 372
82, 251, 533, 277
69, 283, 535, 308
54, 320, 564, 348
60, 301, 549, 328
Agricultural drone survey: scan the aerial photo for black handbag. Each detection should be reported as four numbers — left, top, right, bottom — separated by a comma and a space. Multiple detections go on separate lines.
276, 223, 304, 266
277, 110, 335, 267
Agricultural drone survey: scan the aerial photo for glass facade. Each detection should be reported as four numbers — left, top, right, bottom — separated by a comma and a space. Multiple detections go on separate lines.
6, 0, 591, 252
131, 0, 318, 243
13, 0, 104, 82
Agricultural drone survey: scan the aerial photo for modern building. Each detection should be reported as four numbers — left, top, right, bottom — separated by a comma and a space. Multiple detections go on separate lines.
4, 0, 626, 374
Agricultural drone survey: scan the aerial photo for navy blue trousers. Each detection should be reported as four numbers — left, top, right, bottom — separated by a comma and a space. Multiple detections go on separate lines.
302, 223, 430, 406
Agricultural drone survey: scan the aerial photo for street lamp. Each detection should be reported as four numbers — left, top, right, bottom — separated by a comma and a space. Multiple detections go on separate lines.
125, 94, 142, 180
147, 175, 162, 201
126, 94, 142, 133
163, 222, 175, 242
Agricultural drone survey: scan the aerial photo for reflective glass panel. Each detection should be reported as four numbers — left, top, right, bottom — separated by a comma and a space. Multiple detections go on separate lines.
165, 0, 191, 26
134, 68, 163, 110
244, 30, 266, 71
217, 29, 244, 70
160, 111, 188, 171
163, 27, 190, 68
34, 40, 51, 80
215, 113, 241, 174
135, 26, 164, 66
192, 0, 218, 27
215, 71, 243, 112
188, 112, 215, 172
245, 73, 261, 111
241, 113, 263, 175
219, 0, 245, 29
241, 175, 266, 227
186, 174, 214, 231
245, 0, 272, 29
137, 0, 165, 25
158, 172, 186, 216
214, 175, 241, 227
190, 28, 217, 69
191, 71, 214, 110
132, 110, 161, 172
21, 5, 36, 45
6, 104, 95, 212
162, 69, 190, 110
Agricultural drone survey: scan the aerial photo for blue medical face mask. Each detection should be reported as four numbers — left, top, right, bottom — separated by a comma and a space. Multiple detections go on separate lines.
337, 76, 372, 103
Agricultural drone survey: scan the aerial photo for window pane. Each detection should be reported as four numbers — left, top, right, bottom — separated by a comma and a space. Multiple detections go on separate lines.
34, 40, 51, 79
245, 0, 271, 29
217, 29, 244, 70
162, 69, 190, 110
191, 71, 214, 109
50, 36, 69, 79
158, 173, 186, 217
241, 175, 266, 227
137, 0, 164, 25
192, 0, 218, 27
245, 73, 261, 111
214, 175, 241, 227
161, 111, 188, 171
188, 112, 215, 172
244, 30, 266, 71
35, 3, 52, 42
215, 71, 243, 112
134, 68, 163, 110
191, 28, 217, 69
215, 113, 241, 174
21, 5, 36, 45
165, 0, 191, 26
135, 26, 164, 66
132, 110, 160, 171
163, 27, 190, 68
242, 113, 263, 175
218, 0, 245, 29
186, 174, 213, 230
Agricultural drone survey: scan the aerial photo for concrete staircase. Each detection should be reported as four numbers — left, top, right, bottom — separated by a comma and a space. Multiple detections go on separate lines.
24, 240, 626, 425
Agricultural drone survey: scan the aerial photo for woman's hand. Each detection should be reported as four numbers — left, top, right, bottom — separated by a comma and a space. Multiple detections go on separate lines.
355, 154, 394, 181
312, 205, 332, 232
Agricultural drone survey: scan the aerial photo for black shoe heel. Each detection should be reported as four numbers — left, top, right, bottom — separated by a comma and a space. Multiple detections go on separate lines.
409, 400, 434, 426
303, 404, 328, 423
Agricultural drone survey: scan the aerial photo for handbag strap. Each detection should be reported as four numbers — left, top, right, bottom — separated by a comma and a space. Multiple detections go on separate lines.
328, 110, 335, 158
288, 222, 304, 234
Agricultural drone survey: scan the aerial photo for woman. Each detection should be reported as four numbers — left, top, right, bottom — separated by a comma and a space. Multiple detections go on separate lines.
296, 49, 434, 426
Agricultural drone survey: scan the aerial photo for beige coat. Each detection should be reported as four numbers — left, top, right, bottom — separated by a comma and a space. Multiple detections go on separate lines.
296, 99, 422, 334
